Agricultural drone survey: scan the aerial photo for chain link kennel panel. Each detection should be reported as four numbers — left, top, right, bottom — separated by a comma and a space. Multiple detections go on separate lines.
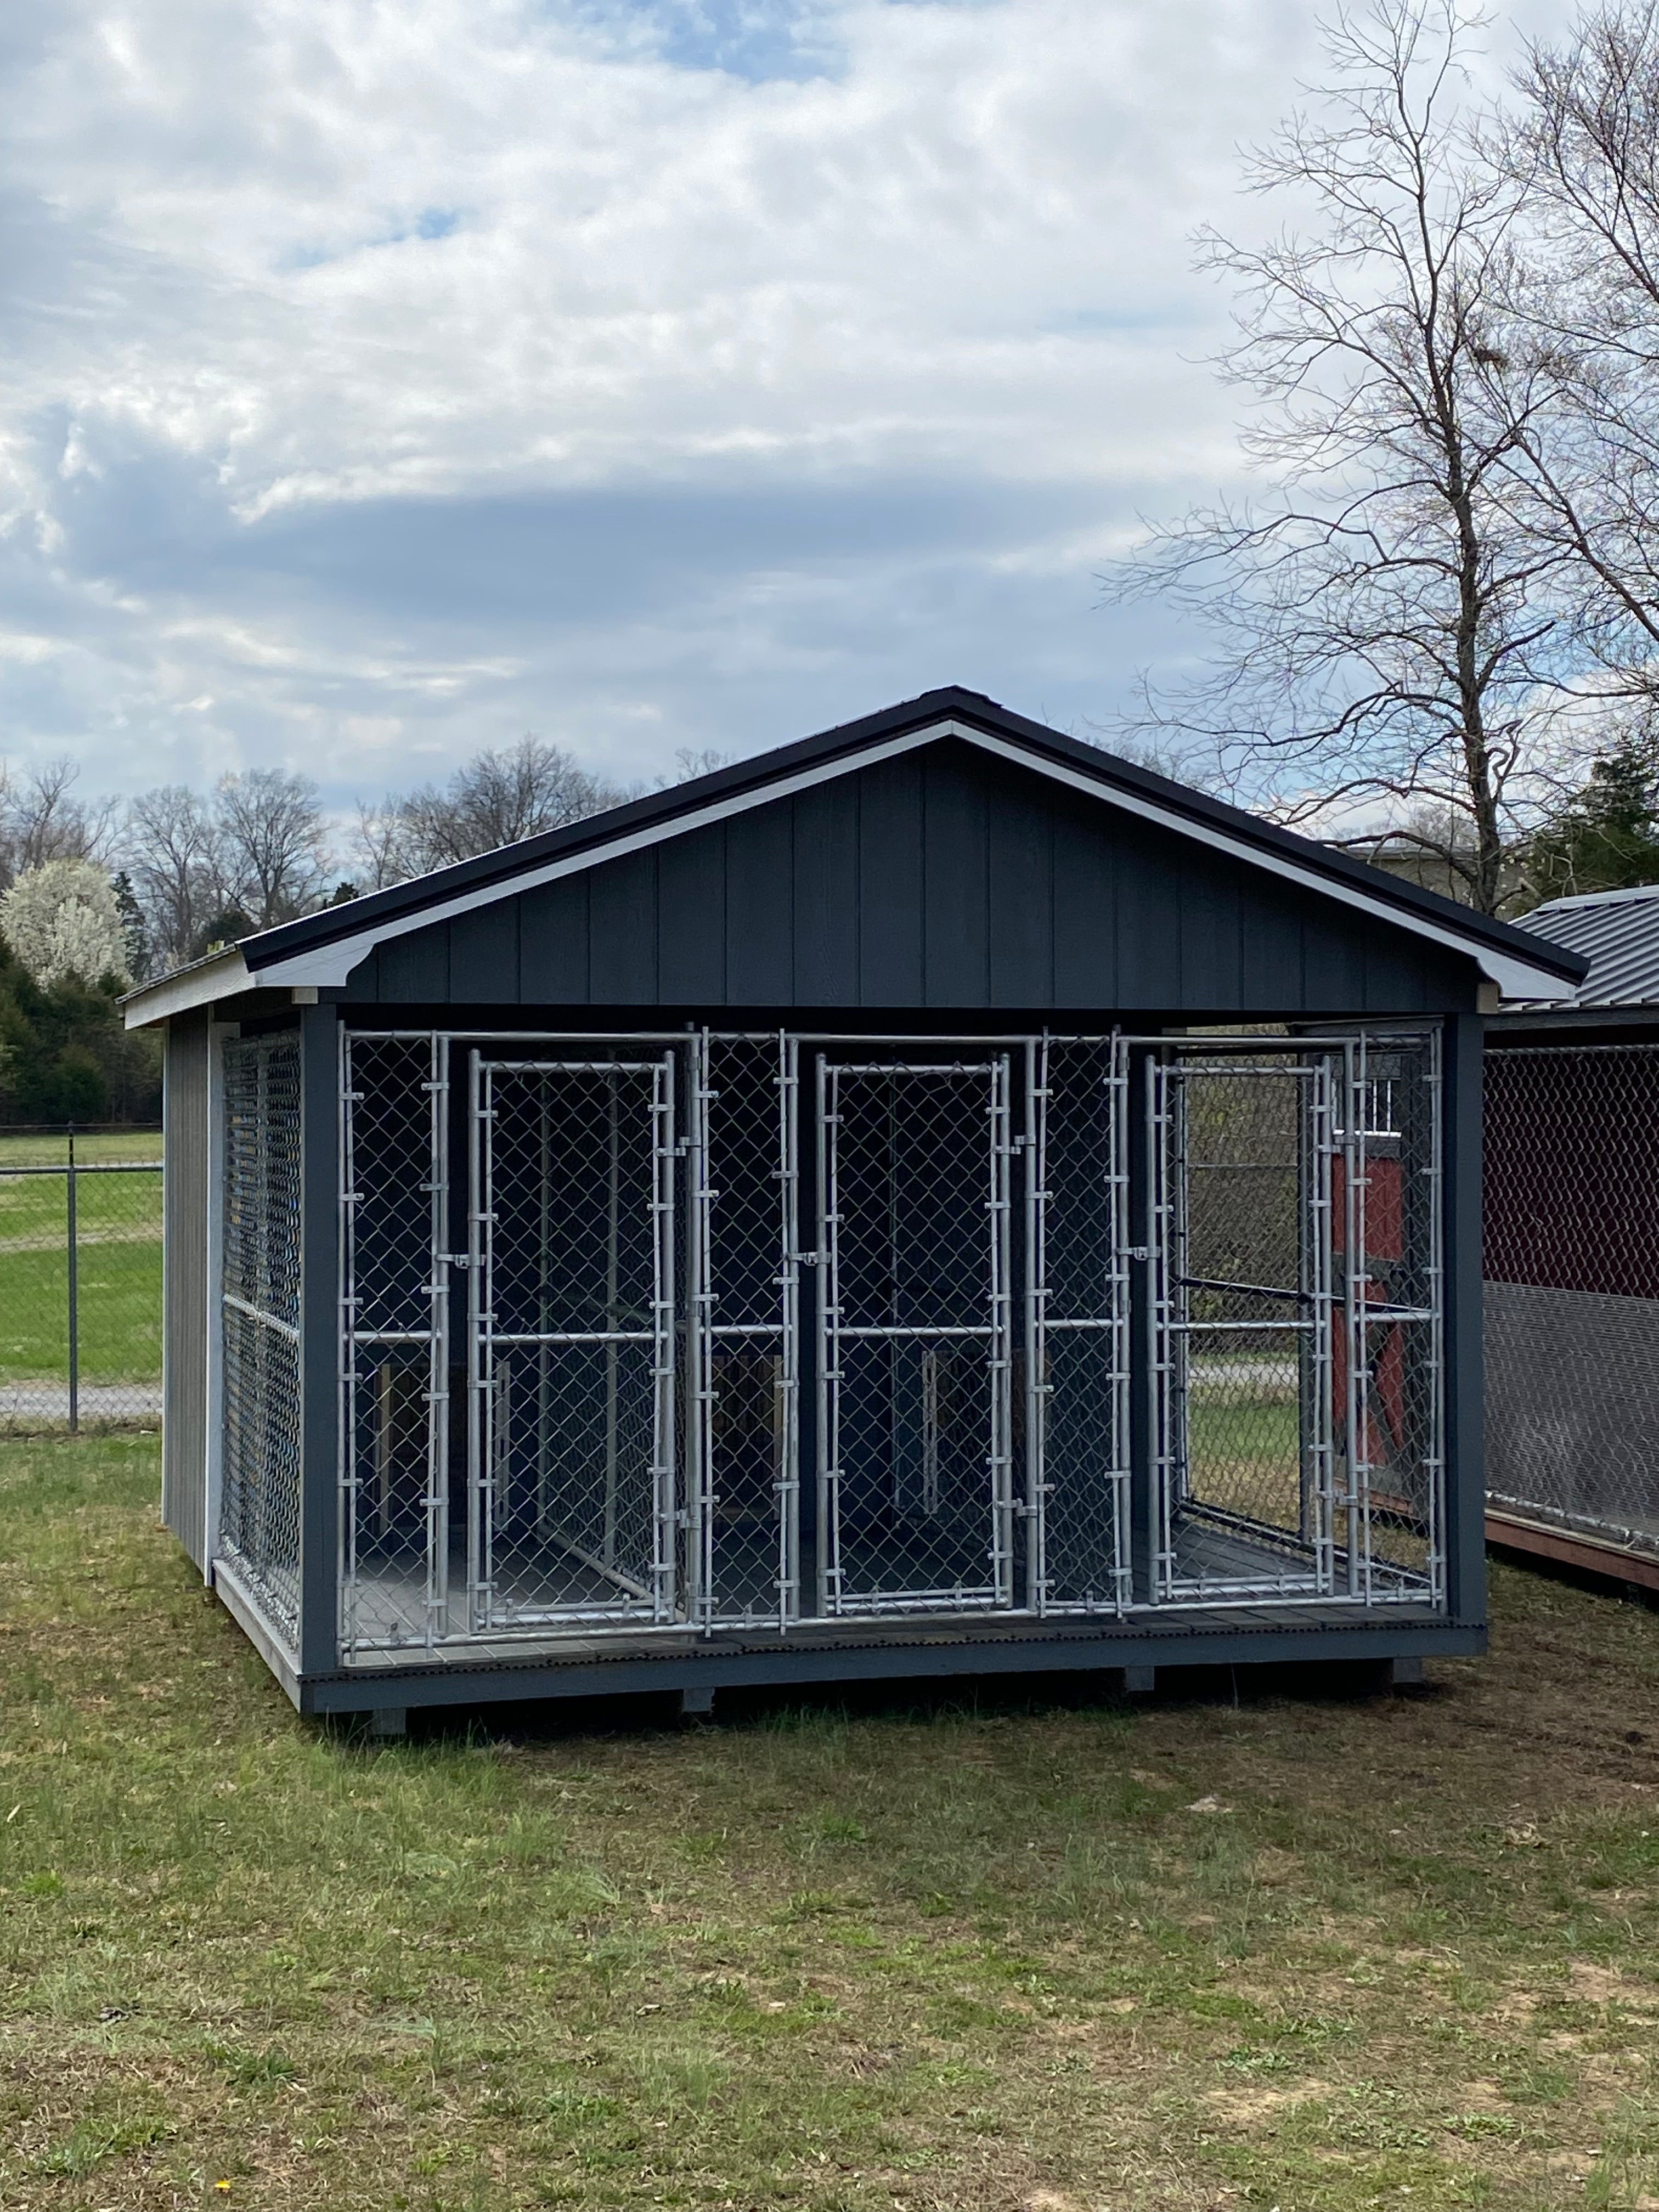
340, 1033, 450, 1656
691, 1032, 800, 1629
1027, 1037, 1131, 1613
471, 1054, 679, 1632
219, 1031, 304, 1646
1151, 1047, 1336, 1600
1486, 1043, 1659, 1564
817, 1054, 1015, 1616
1335, 1035, 1445, 1602
1149, 1037, 1442, 1607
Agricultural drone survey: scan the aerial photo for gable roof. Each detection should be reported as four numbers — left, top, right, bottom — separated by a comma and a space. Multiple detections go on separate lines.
123, 686, 1587, 1026
1509, 885, 1659, 1009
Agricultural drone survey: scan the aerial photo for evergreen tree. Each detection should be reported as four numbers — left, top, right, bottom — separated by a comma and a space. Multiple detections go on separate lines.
110, 869, 150, 982
1525, 730, 1659, 902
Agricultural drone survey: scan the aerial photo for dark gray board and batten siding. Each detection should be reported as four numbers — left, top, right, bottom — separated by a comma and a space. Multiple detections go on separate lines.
341, 744, 1482, 1016
161, 1010, 210, 1572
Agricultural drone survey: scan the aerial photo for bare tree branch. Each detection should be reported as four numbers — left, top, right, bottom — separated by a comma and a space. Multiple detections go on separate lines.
357, 736, 624, 887
1102, 0, 1583, 912
215, 769, 330, 930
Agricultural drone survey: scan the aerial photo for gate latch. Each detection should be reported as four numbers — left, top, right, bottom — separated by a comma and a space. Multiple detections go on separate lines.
1125, 1245, 1150, 1262
445, 1253, 473, 1269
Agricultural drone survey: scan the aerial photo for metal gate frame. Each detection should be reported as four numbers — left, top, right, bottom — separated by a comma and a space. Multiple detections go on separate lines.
1144, 1032, 1444, 1610
1148, 1045, 1340, 1603
814, 1050, 1016, 1617
470, 1051, 679, 1632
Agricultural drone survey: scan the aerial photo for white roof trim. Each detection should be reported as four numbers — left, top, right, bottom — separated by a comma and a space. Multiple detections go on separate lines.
123, 948, 252, 1029
129, 716, 1579, 1014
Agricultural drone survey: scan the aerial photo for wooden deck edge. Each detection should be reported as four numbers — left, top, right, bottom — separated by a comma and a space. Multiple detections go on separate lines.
1485, 1509, 1659, 1594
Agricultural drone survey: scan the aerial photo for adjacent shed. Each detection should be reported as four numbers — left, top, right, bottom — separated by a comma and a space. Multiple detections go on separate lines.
1486, 888, 1659, 1590
125, 689, 1583, 1723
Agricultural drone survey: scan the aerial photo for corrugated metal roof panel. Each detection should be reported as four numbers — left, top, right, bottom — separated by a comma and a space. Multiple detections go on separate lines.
1514, 886, 1659, 1007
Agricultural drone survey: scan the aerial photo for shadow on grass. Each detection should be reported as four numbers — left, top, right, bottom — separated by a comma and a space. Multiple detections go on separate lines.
349, 1653, 1429, 1751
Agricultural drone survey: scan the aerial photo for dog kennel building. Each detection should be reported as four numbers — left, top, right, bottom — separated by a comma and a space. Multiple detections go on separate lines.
126, 690, 1584, 1723
1485, 887, 1659, 1590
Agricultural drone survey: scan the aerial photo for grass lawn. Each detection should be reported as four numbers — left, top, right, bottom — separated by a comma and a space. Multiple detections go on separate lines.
2, 1436, 1656, 2212
0, 1136, 161, 1387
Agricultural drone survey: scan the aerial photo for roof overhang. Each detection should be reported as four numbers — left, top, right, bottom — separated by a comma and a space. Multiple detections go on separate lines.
122, 710, 1583, 1028
123, 946, 254, 1027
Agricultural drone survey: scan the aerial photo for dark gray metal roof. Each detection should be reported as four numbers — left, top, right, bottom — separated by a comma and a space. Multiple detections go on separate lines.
1513, 886, 1659, 1008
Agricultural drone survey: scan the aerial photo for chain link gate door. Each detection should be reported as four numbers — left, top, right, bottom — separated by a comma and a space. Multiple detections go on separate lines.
469, 1052, 680, 1632
1147, 1036, 1444, 1607
1149, 1044, 1340, 1601
816, 1052, 1015, 1615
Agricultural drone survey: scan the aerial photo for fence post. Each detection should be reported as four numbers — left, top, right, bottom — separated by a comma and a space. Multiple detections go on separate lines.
66, 1122, 79, 1435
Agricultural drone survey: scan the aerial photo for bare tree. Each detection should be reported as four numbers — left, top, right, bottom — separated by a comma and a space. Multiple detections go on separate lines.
0, 760, 120, 890
1497, 4, 1659, 703
350, 800, 407, 894
215, 769, 330, 929
356, 736, 623, 886
120, 787, 224, 973
668, 746, 732, 783
1103, 0, 1580, 913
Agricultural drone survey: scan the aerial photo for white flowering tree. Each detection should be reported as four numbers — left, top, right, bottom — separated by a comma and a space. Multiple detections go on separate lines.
1, 859, 130, 991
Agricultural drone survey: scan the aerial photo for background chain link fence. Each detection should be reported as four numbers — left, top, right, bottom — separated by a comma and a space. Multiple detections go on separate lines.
1485, 1042, 1659, 1566
0, 1125, 163, 1430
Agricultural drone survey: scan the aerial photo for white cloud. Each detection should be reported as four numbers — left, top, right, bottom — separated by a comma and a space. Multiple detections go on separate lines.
0, 0, 1557, 800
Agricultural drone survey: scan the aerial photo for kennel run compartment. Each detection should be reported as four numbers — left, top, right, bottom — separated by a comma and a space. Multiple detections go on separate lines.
128, 687, 1584, 1717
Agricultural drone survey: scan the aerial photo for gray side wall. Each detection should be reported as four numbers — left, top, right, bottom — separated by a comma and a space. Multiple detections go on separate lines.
161, 1011, 211, 1570
1485, 1280, 1659, 1553
341, 742, 1482, 1015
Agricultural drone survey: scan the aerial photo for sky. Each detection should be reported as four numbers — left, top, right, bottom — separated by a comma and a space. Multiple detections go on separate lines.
2, 0, 1571, 815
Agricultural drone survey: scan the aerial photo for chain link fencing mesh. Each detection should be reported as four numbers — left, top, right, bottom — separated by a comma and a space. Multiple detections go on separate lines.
476, 1054, 678, 1632
333, 1025, 1446, 1660
698, 1032, 799, 1628
1485, 1042, 1659, 1562
218, 1031, 304, 1649
1030, 1037, 1129, 1613
1152, 1037, 1442, 1606
820, 1055, 1014, 1615
0, 1128, 162, 1430
341, 1032, 449, 1656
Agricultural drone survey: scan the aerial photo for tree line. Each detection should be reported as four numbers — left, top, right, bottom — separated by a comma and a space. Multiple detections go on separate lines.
1107, 0, 1659, 913
0, 736, 698, 1125
0, 735, 698, 983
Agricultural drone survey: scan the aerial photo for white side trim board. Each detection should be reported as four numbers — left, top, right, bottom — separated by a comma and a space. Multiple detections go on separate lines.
124, 949, 252, 1029
129, 717, 1580, 1012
